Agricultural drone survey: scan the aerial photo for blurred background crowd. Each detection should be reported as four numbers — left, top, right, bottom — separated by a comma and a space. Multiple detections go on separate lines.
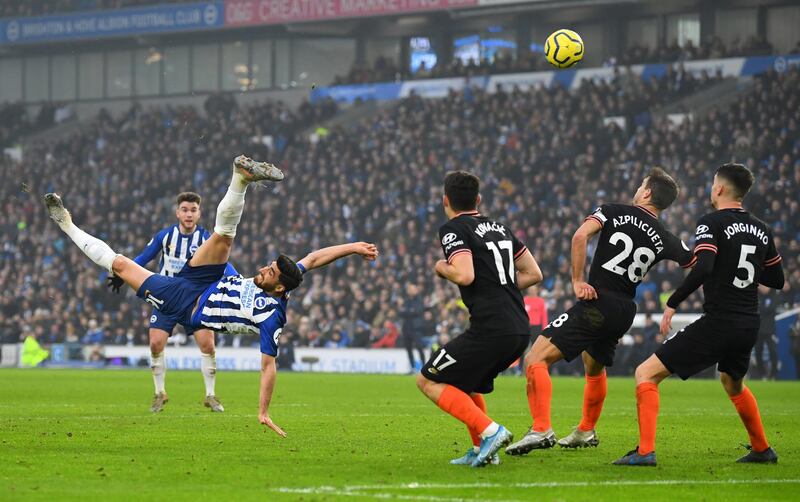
1, 59, 798, 375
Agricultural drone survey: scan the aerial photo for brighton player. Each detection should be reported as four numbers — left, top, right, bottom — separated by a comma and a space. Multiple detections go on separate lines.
45, 155, 378, 435
616, 163, 784, 466
416, 171, 543, 467
506, 168, 693, 455
107, 192, 236, 413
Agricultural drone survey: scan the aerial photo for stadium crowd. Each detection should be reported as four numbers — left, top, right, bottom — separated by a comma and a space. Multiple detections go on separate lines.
0, 63, 797, 376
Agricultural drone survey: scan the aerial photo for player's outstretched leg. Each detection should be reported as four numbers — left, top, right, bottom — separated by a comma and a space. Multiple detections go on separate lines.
721, 373, 778, 464
559, 353, 606, 449
188, 155, 284, 268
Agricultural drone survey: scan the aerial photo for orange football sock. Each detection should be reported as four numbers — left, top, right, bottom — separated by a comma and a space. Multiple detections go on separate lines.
729, 387, 769, 452
437, 385, 492, 436
636, 382, 659, 455
526, 363, 552, 432
468, 394, 487, 447
578, 371, 607, 431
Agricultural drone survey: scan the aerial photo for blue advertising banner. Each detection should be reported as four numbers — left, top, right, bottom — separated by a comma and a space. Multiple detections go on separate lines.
0, 2, 222, 45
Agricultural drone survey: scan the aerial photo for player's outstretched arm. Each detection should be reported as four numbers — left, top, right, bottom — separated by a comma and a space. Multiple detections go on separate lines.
571, 219, 602, 300
515, 250, 543, 290
259, 354, 286, 437
297, 242, 378, 272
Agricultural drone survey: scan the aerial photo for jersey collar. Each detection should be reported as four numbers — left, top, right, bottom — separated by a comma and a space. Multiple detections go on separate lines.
455, 210, 481, 217
635, 205, 658, 218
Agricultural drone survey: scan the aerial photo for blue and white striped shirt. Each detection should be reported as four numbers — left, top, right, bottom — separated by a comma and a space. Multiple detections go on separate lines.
135, 224, 209, 277
190, 263, 307, 356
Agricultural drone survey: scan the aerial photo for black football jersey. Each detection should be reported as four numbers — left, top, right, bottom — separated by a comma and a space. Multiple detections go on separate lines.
438, 211, 529, 336
586, 204, 694, 298
692, 208, 782, 316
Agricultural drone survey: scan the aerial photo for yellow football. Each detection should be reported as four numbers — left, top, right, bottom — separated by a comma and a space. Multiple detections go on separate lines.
544, 29, 584, 69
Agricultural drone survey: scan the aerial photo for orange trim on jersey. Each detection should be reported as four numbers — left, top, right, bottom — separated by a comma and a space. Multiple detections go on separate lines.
447, 249, 472, 263
635, 205, 658, 218
585, 215, 604, 227
765, 255, 782, 267
694, 244, 718, 254
455, 210, 481, 217
681, 256, 698, 269
514, 246, 528, 260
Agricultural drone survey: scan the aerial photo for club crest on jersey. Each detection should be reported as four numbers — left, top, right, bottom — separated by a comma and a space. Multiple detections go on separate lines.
255, 297, 268, 310
441, 233, 458, 245
474, 222, 506, 238
189, 244, 198, 255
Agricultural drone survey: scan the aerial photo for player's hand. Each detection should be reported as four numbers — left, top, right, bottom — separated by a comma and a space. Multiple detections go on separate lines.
659, 307, 676, 336
259, 413, 287, 438
573, 281, 597, 301
434, 260, 448, 279
353, 242, 379, 261
106, 275, 125, 294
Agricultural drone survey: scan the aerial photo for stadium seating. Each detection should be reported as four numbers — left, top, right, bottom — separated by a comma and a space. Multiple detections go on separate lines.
0, 64, 797, 377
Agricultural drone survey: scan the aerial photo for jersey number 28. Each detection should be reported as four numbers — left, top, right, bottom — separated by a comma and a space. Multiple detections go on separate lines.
601, 232, 656, 283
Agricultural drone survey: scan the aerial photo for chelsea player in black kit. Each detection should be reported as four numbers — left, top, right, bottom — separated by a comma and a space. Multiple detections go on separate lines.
507, 168, 694, 455
616, 163, 785, 467
416, 171, 544, 468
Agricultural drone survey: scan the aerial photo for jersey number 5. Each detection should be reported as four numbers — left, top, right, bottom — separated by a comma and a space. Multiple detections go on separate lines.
601, 232, 656, 283
733, 245, 757, 289
486, 240, 515, 285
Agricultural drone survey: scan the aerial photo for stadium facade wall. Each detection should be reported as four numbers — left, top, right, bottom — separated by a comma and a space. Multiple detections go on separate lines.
310, 53, 800, 104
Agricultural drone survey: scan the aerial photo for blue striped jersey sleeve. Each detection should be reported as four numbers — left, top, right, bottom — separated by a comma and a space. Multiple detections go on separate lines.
134, 228, 168, 266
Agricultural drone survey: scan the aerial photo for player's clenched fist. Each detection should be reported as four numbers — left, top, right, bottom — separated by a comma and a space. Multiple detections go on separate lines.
259, 413, 287, 438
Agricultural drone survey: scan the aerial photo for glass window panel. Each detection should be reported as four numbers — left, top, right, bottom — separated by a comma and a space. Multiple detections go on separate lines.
135, 48, 161, 96
107, 50, 132, 98
25, 56, 49, 102
164, 45, 189, 95
79, 52, 104, 99
192, 44, 219, 92
251, 39, 272, 90
0, 58, 23, 101
291, 38, 354, 88
51, 55, 77, 101
274, 39, 291, 88
222, 40, 248, 91
667, 13, 700, 47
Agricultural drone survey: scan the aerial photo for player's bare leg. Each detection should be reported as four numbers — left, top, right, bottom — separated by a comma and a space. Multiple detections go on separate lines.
506, 335, 561, 455
188, 155, 284, 268
613, 354, 669, 466
559, 352, 605, 448
416, 374, 511, 467
195, 329, 224, 412
148, 328, 169, 412
45, 194, 154, 292
720, 372, 777, 463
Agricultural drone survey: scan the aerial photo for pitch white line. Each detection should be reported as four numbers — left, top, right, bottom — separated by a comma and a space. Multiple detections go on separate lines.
340, 479, 800, 491
274, 487, 523, 502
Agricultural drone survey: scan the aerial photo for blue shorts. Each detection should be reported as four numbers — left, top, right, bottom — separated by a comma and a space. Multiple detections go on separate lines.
149, 308, 197, 336
137, 262, 227, 330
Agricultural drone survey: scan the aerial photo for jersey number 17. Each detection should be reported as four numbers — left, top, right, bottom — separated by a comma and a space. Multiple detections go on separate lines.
487, 240, 515, 285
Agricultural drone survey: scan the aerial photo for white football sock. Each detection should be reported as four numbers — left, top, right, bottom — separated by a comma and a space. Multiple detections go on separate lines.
62, 223, 118, 273
480, 422, 500, 439
230, 170, 250, 193
151, 352, 166, 395
213, 188, 246, 238
201, 352, 216, 396
472, 446, 480, 453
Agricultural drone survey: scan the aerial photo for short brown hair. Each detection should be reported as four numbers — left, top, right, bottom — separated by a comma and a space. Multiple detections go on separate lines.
444, 171, 480, 212
176, 192, 201, 206
645, 167, 679, 210
716, 162, 754, 200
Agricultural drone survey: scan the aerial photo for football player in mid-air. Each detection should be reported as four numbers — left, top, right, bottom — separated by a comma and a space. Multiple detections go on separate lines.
45, 155, 378, 436
506, 168, 694, 455
108, 191, 237, 413
416, 171, 543, 467
615, 163, 785, 466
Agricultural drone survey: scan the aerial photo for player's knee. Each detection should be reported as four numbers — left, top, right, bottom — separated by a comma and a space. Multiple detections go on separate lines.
634, 364, 652, 384
720, 373, 743, 396
111, 255, 129, 275
415, 373, 430, 393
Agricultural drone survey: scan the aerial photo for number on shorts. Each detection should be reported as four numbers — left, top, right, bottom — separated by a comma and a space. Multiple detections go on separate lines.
431, 349, 457, 371
547, 313, 569, 329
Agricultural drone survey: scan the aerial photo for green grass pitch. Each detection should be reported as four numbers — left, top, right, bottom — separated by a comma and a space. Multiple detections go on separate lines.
1, 369, 799, 501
